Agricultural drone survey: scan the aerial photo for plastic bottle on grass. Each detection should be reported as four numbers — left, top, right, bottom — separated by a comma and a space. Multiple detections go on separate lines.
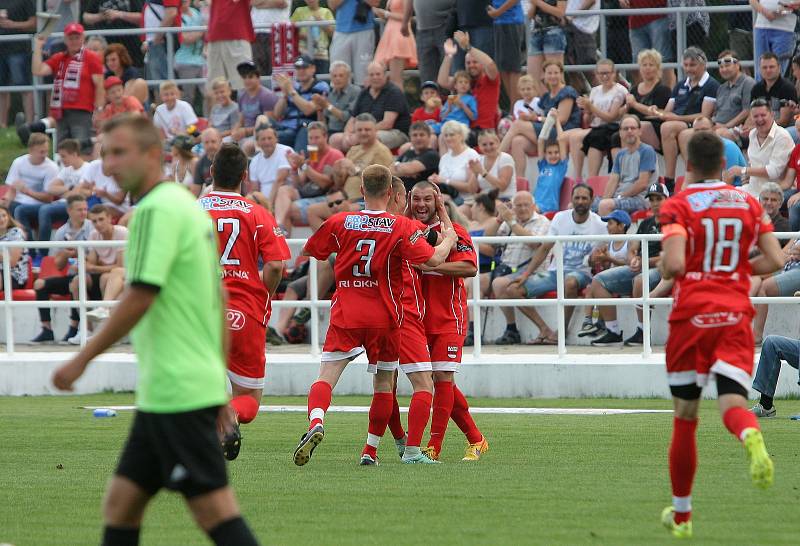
93, 409, 117, 418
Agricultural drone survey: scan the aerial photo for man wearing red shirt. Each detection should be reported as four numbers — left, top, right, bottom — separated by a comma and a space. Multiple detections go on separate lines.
657, 132, 784, 538
293, 164, 457, 466
199, 144, 291, 460
207, 0, 256, 91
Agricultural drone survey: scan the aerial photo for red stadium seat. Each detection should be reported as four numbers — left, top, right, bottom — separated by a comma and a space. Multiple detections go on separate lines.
516, 177, 529, 192
0, 260, 36, 301
631, 210, 652, 223
195, 118, 209, 133
558, 177, 575, 211
544, 211, 556, 219
585, 175, 610, 198
674, 176, 685, 194
39, 256, 69, 279
0, 185, 9, 201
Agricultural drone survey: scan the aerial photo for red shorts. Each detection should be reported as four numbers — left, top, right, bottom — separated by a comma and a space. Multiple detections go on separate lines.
322, 324, 400, 373
665, 311, 754, 391
398, 317, 432, 374
427, 332, 464, 372
226, 309, 266, 389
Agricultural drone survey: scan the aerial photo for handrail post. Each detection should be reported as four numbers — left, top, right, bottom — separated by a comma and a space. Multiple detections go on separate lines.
641, 238, 652, 359
166, 32, 175, 80
472, 267, 482, 359
675, 8, 685, 81
555, 241, 566, 357
3, 248, 14, 354
599, 13, 607, 60
77, 246, 88, 347
309, 257, 320, 357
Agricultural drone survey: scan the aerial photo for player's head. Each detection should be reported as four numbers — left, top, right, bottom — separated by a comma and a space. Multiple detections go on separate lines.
360, 164, 393, 201
88, 204, 113, 236
66, 195, 88, 224
571, 183, 593, 216
686, 132, 725, 181
410, 181, 439, 224
387, 176, 407, 215
100, 114, 163, 195
211, 143, 248, 192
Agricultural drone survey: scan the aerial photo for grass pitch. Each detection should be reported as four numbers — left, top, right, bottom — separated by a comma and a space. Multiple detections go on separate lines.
1, 394, 798, 545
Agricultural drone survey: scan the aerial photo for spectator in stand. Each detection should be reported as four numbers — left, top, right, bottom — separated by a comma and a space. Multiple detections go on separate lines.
248, 125, 293, 208
192, 128, 223, 195
251, 0, 291, 76
500, 60, 580, 176
781, 141, 800, 229
437, 31, 501, 140
392, 122, 441, 191
432, 71, 477, 138
0, 1, 35, 127
275, 122, 344, 235
736, 99, 793, 198
462, 190, 498, 344
751, 52, 797, 128
273, 55, 330, 151
30, 195, 93, 344
401, 0, 455, 84
411, 80, 443, 129
374, 0, 418, 89
618, 49, 671, 151
141, 0, 179, 81
690, 116, 747, 187
563, 59, 627, 182
85, 35, 108, 57
452, 0, 495, 72
167, 135, 198, 187
512, 76, 539, 123
668, 0, 709, 50
292, 0, 335, 74
102, 44, 148, 106
330, 61, 411, 151
709, 51, 756, 143
428, 121, 480, 203
233, 61, 279, 155
564, 0, 600, 93
152, 81, 199, 144
208, 78, 239, 140
96, 77, 145, 124
332, 113, 394, 199
3, 133, 59, 242
534, 110, 569, 214
751, 330, 800, 417
728, 0, 753, 64
304, 188, 360, 229
83, 0, 146, 67
466, 130, 516, 200
758, 182, 791, 235
487, 0, 525, 105
593, 115, 657, 216
622, 0, 675, 88
174, 0, 206, 109
43, 0, 79, 57
652, 47, 719, 192
40, 139, 91, 247
21, 24, 104, 146
0, 205, 29, 291
329, 0, 379, 85
752, 0, 797, 79
206, 0, 255, 91
80, 156, 128, 221
311, 61, 360, 136
525, 0, 567, 97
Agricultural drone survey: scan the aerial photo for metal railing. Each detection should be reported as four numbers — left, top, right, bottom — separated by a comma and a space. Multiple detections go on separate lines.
1, 231, 796, 358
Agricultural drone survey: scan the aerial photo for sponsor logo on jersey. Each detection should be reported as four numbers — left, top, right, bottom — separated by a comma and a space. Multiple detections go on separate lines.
409, 229, 424, 244
687, 189, 748, 213
338, 279, 379, 288
226, 309, 246, 330
689, 311, 743, 328
273, 226, 284, 238
344, 214, 396, 233
199, 195, 253, 213
456, 241, 473, 253
223, 269, 251, 280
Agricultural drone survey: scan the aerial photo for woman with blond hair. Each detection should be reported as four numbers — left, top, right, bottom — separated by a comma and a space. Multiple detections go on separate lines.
428, 120, 480, 204
617, 49, 671, 150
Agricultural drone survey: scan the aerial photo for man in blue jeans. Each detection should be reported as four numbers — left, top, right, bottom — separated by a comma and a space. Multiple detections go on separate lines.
751, 335, 800, 418
0, 0, 35, 127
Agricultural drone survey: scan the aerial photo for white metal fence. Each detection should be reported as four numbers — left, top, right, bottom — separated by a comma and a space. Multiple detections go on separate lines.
2, 231, 797, 356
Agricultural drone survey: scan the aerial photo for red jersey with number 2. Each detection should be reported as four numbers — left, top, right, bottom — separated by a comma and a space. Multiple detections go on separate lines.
659, 181, 773, 321
304, 210, 435, 329
200, 191, 291, 324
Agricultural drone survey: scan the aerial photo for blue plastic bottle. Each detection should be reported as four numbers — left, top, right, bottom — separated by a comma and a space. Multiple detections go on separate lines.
93, 408, 117, 418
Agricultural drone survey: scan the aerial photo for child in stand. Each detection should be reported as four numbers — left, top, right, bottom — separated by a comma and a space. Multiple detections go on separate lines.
534, 108, 569, 214
208, 77, 239, 141
512, 75, 542, 121
411, 80, 442, 125
784, 241, 800, 272
152, 80, 198, 147
434, 71, 477, 134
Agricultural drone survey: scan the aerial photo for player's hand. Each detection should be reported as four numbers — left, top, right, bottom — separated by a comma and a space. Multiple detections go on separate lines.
52, 357, 88, 391
453, 31, 470, 50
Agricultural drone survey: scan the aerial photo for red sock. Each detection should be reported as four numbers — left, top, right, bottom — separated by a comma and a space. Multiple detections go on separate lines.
307, 380, 332, 430
407, 390, 433, 448
230, 395, 259, 424
387, 391, 405, 440
428, 381, 454, 453
451, 386, 483, 444
362, 392, 394, 458
723, 406, 760, 441
669, 417, 698, 524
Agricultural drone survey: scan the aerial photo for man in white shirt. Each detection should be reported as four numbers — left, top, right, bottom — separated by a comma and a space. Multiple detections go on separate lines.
736, 99, 794, 198
39, 139, 91, 246
80, 159, 129, 221
248, 125, 292, 207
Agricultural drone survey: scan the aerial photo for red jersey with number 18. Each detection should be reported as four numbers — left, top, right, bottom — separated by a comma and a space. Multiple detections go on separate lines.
304, 210, 435, 329
659, 181, 773, 321
200, 191, 291, 324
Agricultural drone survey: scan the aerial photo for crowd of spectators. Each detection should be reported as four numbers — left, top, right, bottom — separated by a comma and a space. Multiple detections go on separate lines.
3, 0, 800, 347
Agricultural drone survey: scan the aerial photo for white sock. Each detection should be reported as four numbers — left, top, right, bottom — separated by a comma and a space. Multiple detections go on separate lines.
309, 408, 325, 425
637, 320, 644, 330
403, 446, 421, 459
606, 320, 620, 334
672, 495, 691, 513
366, 432, 381, 448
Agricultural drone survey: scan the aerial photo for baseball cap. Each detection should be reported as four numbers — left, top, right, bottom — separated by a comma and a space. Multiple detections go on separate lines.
421, 80, 439, 92
64, 22, 84, 35
601, 209, 632, 228
647, 182, 670, 198
236, 61, 259, 76
103, 76, 123, 90
294, 55, 315, 69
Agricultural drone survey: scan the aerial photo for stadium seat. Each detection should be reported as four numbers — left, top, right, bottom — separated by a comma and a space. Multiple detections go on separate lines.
516, 177, 529, 192
0, 185, 10, 201
558, 177, 574, 210
631, 209, 652, 223
585, 175, 609, 198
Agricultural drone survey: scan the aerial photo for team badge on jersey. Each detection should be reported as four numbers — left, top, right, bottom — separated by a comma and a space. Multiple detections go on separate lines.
226, 309, 246, 331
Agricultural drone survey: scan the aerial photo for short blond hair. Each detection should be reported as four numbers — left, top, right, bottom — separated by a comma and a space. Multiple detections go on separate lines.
441, 120, 469, 140
637, 49, 663, 71
159, 80, 179, 94
518, 75, 535, 88
210, 77, 230, 91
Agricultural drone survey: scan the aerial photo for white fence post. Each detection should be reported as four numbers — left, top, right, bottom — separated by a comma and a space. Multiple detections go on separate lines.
641, 240, 652, 359
77, 245, 88, 347
309, 256, 320, 357
3, 247, 14, 353
555, 241, 566, 358
472, 268, 482, 358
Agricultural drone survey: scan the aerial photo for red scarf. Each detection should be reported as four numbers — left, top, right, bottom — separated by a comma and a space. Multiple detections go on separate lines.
50, 47, 85, 120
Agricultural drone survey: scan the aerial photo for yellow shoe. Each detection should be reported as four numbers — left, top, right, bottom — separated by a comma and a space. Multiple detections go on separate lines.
462, 437, 489, 461
421, 446, 439, 461
660, 506, 693, 539
743, 428, 774, 489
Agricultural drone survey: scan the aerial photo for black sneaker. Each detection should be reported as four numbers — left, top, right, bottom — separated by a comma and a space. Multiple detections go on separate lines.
494, 329, 521, 345
624, 328, 644, 346
591, 330, 623, 346
221, 422, 242, 461
31, 328, 54, 343
15, 112, 30, 146
61, 326, 79, 344
294, 424, 324, 466
577, 320, 605, 338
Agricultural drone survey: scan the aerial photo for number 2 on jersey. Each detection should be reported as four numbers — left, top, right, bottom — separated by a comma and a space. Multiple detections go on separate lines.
352, 239, 376, 277
217, 218, 240, 266
701, 217, 742, 272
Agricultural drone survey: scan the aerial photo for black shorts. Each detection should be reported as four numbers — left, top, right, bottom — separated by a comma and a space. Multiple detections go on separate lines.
115, 406, 228, 499
88, 272, 103, 301
582, 123, 619, 154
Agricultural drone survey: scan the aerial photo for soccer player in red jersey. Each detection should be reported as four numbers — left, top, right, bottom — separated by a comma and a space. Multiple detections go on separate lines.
658, 132, 784, 538
199, 144, 291, 460
293, 165, 457, 466
410, 181, 488, 462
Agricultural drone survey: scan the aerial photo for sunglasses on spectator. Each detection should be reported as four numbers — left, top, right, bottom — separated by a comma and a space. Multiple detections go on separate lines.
718, 57, 738, 65
328, 199, 345, 208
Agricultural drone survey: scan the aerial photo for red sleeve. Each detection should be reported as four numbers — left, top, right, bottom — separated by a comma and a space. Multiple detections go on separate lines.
447, 225, 478, 266
791, 144, 800, 190
397, 217, 435, 265
164, 0, 181, 6
303, 215, 339, 260
658, 197, 689, 240
44, 52, 64, 72
86, 51, 104, 75
257, 206, 291, 262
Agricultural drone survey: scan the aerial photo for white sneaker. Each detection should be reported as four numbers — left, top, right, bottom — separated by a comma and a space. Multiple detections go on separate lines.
750, 403, 776, 418
67, 334, 87, 345
86, 307, 110, 322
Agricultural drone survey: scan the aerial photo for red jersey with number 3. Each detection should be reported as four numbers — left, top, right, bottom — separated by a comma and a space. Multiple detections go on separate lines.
200, 191, 291, 324
304, 210, 435, 329
422, 222, 477, 335
659, 181, 773, 321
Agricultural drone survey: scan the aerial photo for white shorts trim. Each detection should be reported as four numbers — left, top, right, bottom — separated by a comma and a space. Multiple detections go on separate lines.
321, 347, 364, 362
667, 370, 698, 386
667, 361, 750, 391
399, 361, 433, 374
227, 369, 265, 390
432, 361, 460, 373
366, 360, 400, 374
710, 360, 752, 392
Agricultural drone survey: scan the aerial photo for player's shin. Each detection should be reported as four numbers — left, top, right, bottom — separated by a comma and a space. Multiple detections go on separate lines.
362, 391, 394, 458
428, 381, 455, 454
388, 379, 406, 441
230, 395, 260, 424
208, 516, 260, 546
307, 380, 333, 430
405, 390, 434, 457
722, 405, 761, 440
451, 385, 483, 444
669, 417, 698, 524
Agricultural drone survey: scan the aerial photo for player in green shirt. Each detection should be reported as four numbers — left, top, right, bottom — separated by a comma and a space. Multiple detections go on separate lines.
53, 115, 260, 546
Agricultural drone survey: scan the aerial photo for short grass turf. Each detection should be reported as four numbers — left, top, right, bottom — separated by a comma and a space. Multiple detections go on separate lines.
1, 394, 798, 545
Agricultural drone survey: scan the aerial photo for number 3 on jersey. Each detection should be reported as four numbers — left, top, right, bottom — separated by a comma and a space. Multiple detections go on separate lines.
353, 239, 376, 277
701, 217, 742, 272
217, 218, 240, 266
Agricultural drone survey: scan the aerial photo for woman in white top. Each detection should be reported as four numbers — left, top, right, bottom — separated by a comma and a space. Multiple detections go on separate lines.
562, 59, 627, 181
168, 135, 198, 188
428, 120, 480, 203
753, 0, 797, 78
467, 130, 517, 200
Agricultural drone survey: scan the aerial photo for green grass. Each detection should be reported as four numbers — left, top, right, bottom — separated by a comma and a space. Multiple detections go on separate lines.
0, 127, 28, 178
1, 394, 798, 545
